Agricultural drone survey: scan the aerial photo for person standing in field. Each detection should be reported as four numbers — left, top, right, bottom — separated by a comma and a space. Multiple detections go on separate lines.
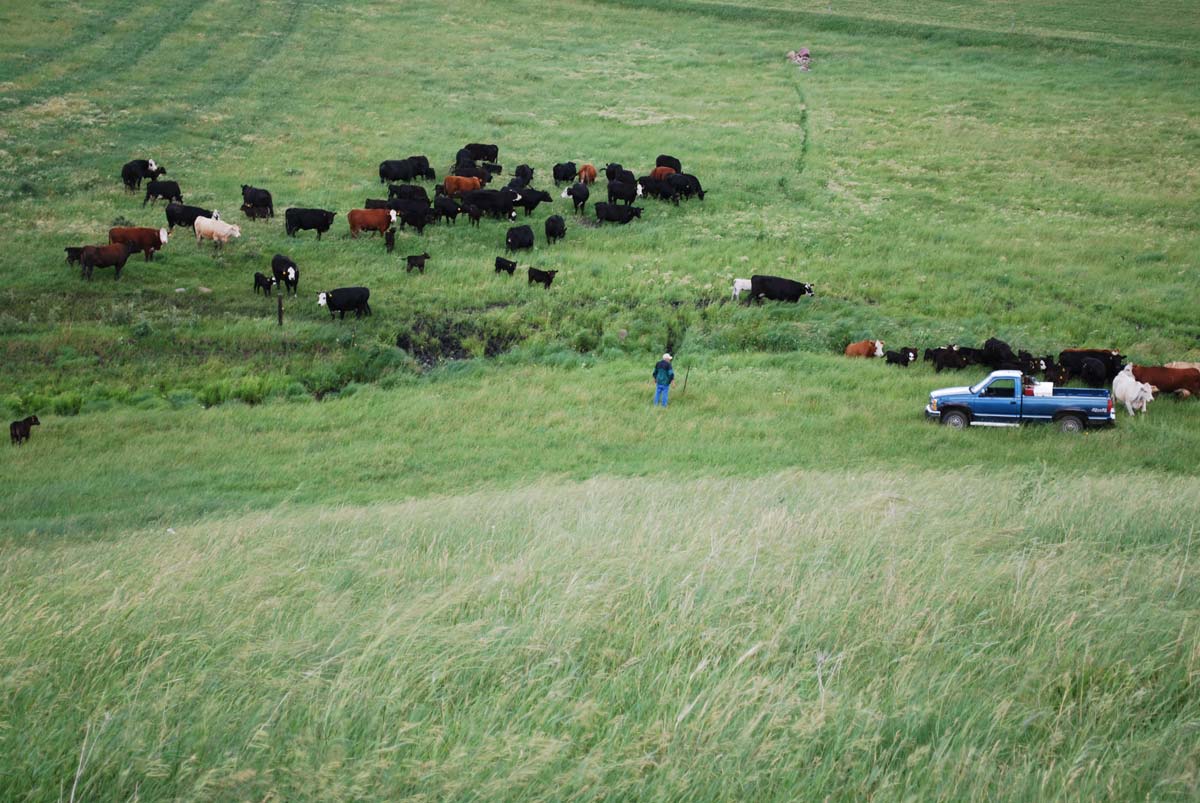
652, 353, 674, 407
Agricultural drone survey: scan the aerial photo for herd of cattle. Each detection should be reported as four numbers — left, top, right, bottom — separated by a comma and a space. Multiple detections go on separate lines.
840, 336, 1200, 415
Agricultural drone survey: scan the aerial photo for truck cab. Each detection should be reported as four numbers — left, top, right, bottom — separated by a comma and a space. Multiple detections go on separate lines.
925, 370, 1114, 432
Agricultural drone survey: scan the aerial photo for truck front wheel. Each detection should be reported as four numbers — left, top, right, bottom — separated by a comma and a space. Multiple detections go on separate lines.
1057, 414, 1084, 433
941, 410, 969, 429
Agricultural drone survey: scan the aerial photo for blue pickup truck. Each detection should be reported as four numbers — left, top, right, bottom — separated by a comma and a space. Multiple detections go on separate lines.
925, 370, 1114, 432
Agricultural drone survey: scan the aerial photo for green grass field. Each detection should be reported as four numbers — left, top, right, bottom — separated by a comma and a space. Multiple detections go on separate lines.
2, 0, 1199, 799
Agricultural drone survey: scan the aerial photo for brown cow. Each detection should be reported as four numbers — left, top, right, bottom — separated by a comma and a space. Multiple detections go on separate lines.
650, 165, 677, 181
845, 339, 884, 358
1131, 365, 1200, 398
80, 242, 136, 280
347, 208, 396, 238
576, 164, 597, 184
109, 226, 169, 261
443, 175, 483, 196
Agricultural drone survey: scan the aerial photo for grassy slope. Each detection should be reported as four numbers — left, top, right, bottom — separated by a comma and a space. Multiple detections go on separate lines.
2, 0, 1200, 799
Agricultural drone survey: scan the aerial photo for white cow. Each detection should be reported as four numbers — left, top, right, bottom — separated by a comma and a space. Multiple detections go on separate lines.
1112, 365, 1154, 416
731, 278, 752, 300
194, 215, 241, 247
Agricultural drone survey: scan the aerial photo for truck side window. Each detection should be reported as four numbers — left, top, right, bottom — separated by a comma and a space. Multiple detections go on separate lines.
983, 379, 1016, 398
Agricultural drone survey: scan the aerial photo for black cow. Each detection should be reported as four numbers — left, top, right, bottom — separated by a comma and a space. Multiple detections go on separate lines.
434, 195, 460, 224
656, 154, 682, 172
464, 204, 482, 226
166, 203, 217, 231
604, 163, 624, 182
528, 267, 557, 289
667, 173, 706, 200
1059, 349, 1125, 381
399, 208, 437, 234
10, 415, 40, 445
1044, 361, 1071, 385
495, 257, 517, 275
380, 159, 418, 183
506, 175, 529, 191
482, 162, 503, 177
552, 162, 577, 185
982, 337, 1016, 369
285, 208, 337, 239
594, 202, 642, 224
271, 254, 299, 295
885, 348, 918, 367
64, 247, 83, 266
613, 168, 636, 185
1080, 357, 1108, 388
545, 215, 566, 245
240, 203, 271, 220
253, 271, 278, 295
462, 189, 518, 221
407, 155, 435, 179
240, 185, 273, 217
143, 180, 182, 206
927, 346, 969, 372
455, 148, 476, 168
452, 165, 492, 184
515, 189, 551, 216
506, 225, 535, 252
385, 229, 395, 253
318, 287, 371, 319
405, 253, 430, 274
607, 180, 640, 206
389, 184, 430, 203
364, 198, 391, 210
465, 143, 499, 162
121, 159, 165, 191
638, 176, 680, 204
562, 182, 589, 213
748, 275, 814, 303
514, 164, 534, 184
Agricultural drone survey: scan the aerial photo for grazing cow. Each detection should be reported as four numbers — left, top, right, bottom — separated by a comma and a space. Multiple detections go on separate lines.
121, 159, 165, 191
318, 287, 371, 319
64, 247, 83, 266
604, 163, 624, 182
656, 154, 683, 172
612, 168, 636, 185
1113, 366, 1155, 415
452, 165, 492, 184
562, 182, 589, 213
482, 162, 503, 177
885, 348, 918, 367
650, 165, 677, 181
385, 229, 395, 253
545, 215, 566, 244
348, 208, 396, 238
495, 257, 517, 275
10, 415, 39, 446
285, 208, 337, 239
407, 155, 435, 179
731, 278, 752, 300
271, 254, 299, 295
165, 203, 217, 231
667, 172, 706, 200
594, 202, 642, 224
464, 204, 482, 226
108, 226, 169, 261
506, 225, 535, 252
253, 271, 278, 295
1079, 357, 1108, 388
515, 188, 552, 216
637, 176, 680, 204
576, 163, 597, 184
454, 149, 476, 168
465, 143, 499, 162
528, 267, 557, 288
444, 175, 483, 196
380, 158, 419, 183
240, 185, 273, 217
982, 337, 1016, 369
505, 175, 529, 191
80, 242, 136, 280
405, 252, 430, 274
194, 216, 242, 247
434, 195, 460, 224
1131, 365, 1200, 397
552, 162, 578, 185
748, 274, 814, 303
845, 339, 885, 358
399, 208, 436, 234
389, 183, 431, 203
462, 189, 519, 221
143, 180, 182, 206
1059, 349, 1125, 381
607, 180, 641, 206
240, 203, 271, 220
514, 164, 534, 184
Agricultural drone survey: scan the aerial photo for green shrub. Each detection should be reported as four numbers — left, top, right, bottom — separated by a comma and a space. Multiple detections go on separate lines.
51, 392, 84, 417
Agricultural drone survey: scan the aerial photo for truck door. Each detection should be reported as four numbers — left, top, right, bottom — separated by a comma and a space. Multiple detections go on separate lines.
973, 377, 1020, 422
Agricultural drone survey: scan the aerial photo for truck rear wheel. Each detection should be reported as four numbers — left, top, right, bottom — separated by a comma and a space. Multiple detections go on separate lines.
1057, 414, 1084, 433
940, 410, 969, 429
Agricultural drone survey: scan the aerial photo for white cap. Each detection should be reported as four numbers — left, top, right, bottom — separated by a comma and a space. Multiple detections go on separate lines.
663, 353, 673, 361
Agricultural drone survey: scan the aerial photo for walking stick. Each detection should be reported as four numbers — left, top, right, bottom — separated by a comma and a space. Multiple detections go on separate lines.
680, 365, 690, 396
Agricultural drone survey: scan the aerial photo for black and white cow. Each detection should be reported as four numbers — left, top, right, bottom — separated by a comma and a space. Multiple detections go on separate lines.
885, 347, 918, 367
562, 182, 589, 213
552, 162, 578, 185
545, 215, 566, 245
271, 254, 299, 295
506, 225, 535, 252
594, 202, 642, 224
318, 287, 371, 319
748, 275, 813, 303
121, 159, 165, 191
285, 208, 337, 239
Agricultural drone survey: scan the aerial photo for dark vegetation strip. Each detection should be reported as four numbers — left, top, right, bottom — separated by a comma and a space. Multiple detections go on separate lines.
591, 0, 1200, 64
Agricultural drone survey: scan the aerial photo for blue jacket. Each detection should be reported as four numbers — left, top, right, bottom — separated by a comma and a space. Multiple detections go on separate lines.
653, 360, 674, 385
